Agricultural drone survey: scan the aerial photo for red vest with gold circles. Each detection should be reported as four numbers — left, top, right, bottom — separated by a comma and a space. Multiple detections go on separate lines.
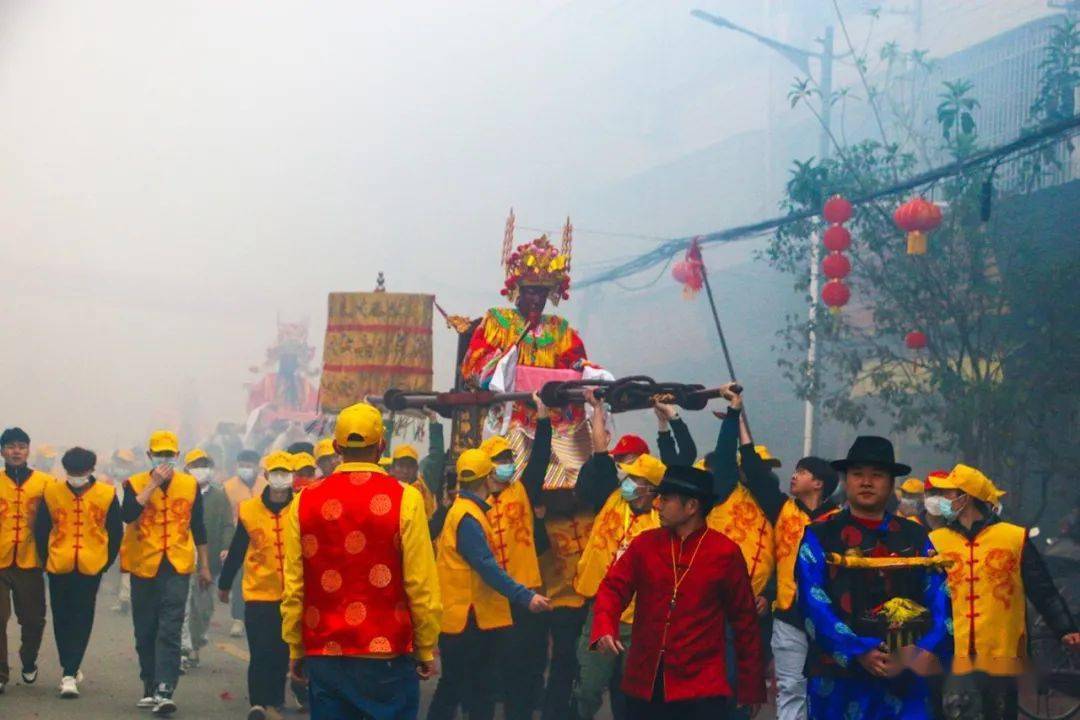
297, 468, 413, 658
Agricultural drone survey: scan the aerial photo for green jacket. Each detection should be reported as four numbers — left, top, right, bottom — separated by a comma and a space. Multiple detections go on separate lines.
419, 421, 447, 496
382, 417, 447, 496
202, 485, 234, 575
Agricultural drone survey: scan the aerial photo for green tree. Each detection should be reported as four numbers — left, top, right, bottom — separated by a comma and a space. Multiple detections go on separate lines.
765, 20, 1080, 510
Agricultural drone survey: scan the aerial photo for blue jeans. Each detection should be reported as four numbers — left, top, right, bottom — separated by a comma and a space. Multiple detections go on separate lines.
305, 655, 420, 720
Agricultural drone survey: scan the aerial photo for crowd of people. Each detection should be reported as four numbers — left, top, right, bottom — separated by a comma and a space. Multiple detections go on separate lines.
0, 382, 1078, 720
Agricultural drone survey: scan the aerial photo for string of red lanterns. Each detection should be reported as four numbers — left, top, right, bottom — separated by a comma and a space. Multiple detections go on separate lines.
821, 195, 852, 313
894, 195, 942, 353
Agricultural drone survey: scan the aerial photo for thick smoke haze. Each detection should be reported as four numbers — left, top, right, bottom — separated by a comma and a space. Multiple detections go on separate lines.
0, 0, 1057, 457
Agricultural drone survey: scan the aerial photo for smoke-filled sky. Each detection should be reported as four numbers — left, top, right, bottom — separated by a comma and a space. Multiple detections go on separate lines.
0, 0, 1056, 456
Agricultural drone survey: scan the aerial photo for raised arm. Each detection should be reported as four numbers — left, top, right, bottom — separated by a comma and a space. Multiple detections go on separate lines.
522, 394, 554, 509
731, 390, 785, 522
575, 389, 619, 513
655, 402, 697, 467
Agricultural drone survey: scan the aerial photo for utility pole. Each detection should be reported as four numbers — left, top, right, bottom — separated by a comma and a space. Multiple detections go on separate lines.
691, 10, 836, 455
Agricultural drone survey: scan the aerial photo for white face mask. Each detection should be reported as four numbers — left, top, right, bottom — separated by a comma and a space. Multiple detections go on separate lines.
67, 474, 90, 489
190, 467, 212, 486
238, 467, 257, 482
267, 471, 292, 491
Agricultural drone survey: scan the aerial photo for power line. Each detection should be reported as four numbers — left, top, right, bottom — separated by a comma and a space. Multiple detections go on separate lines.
575, 113, 1080, 289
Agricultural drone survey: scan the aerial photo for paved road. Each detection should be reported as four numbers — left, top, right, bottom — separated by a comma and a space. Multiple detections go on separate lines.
3, 577, 773, 719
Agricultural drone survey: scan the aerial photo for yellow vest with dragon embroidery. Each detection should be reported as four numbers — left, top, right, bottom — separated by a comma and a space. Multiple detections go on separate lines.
706, 484, 775, 596
930, 522, 1027, 676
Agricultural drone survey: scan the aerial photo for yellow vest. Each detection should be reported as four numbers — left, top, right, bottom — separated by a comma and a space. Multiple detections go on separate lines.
485, 481, 541, 589
224, 475, 268, 520
0, 469, 54, 570
706, 484, 775, 596
238, 495, 292, 602
411, 478, 437, 520
773, 500, 839, 612
574, 490, 659, 623
436, 497, 513, 634
541, 511, 596, 609
43, 480, 115, 575
121, 472, 199, 578
930, 522, 1028, 676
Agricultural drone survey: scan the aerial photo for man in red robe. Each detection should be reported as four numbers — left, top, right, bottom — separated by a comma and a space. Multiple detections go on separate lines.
590, 465, 765, 720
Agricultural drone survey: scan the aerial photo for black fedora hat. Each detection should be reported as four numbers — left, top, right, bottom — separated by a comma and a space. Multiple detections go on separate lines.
831, 436, 911, 476
656, 465, 716, 501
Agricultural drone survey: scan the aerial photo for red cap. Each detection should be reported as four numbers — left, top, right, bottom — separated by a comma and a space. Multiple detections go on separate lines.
924, 470, 949, 490
611, 434, 649, 458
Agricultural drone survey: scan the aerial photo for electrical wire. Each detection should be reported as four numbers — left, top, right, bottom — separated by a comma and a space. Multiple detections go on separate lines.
575, 113, 1080, 289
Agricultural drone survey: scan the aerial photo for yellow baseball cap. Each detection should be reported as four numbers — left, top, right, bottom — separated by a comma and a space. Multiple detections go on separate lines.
264, 451, 293, 473
334, 403, 384, 449
38, 444, 58, 459
291, 452, 316, 471
115, 448, 137, 463
148, 430, 180, 454
184, 448, 209, 466
378, 457, 393, 467
898, 478, 925, 495
314, 438, 337, 460
457, 449, 494, 482
480, 435, 512, 459
618, 454, 667, 486
928, 464, 1006, 505
392, 444, 420, 462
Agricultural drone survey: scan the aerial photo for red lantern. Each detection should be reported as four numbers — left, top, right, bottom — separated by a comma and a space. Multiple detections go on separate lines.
823, 195, 853, 224
822, 251, 851, 280
821, 279, 850, 313
822, 225, 851, 252
893, 197, 943, 255
672, 260, 694, 284
671, 238, 704, 298
905, 331, 928, 350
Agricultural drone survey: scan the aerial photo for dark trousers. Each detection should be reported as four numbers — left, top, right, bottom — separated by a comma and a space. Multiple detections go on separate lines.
542, 604, 587, 720
0, 566, 46, 683
245, 600, 289, 708
501, 603, 549, 720
305, 655, 419, 720
48, 572, 102, 676
942, 672, 1019, 720
626, 695, 731, 720
626, 666, 731, 720
427, 616, 504, 720
131, 563, 190, 690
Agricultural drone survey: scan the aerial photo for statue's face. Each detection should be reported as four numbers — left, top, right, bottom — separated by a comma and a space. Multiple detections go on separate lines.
516, 285, 549, 320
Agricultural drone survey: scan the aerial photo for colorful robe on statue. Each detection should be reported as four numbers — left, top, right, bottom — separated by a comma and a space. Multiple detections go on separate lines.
461, 307, 587, 431
796, 510, 953, 720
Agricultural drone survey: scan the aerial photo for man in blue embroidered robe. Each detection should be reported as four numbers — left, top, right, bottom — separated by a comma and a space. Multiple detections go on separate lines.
795, 436, 952, 720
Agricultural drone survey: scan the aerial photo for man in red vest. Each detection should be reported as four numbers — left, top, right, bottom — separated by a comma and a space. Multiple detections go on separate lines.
281, 402, 442, 720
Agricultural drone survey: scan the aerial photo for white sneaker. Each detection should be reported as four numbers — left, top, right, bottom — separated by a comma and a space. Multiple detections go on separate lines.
153, 696, 177, 715
230, 619, 245, 637
247, 706, 268, 720
137, 695, 158, 708
59, 675, 79, 698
